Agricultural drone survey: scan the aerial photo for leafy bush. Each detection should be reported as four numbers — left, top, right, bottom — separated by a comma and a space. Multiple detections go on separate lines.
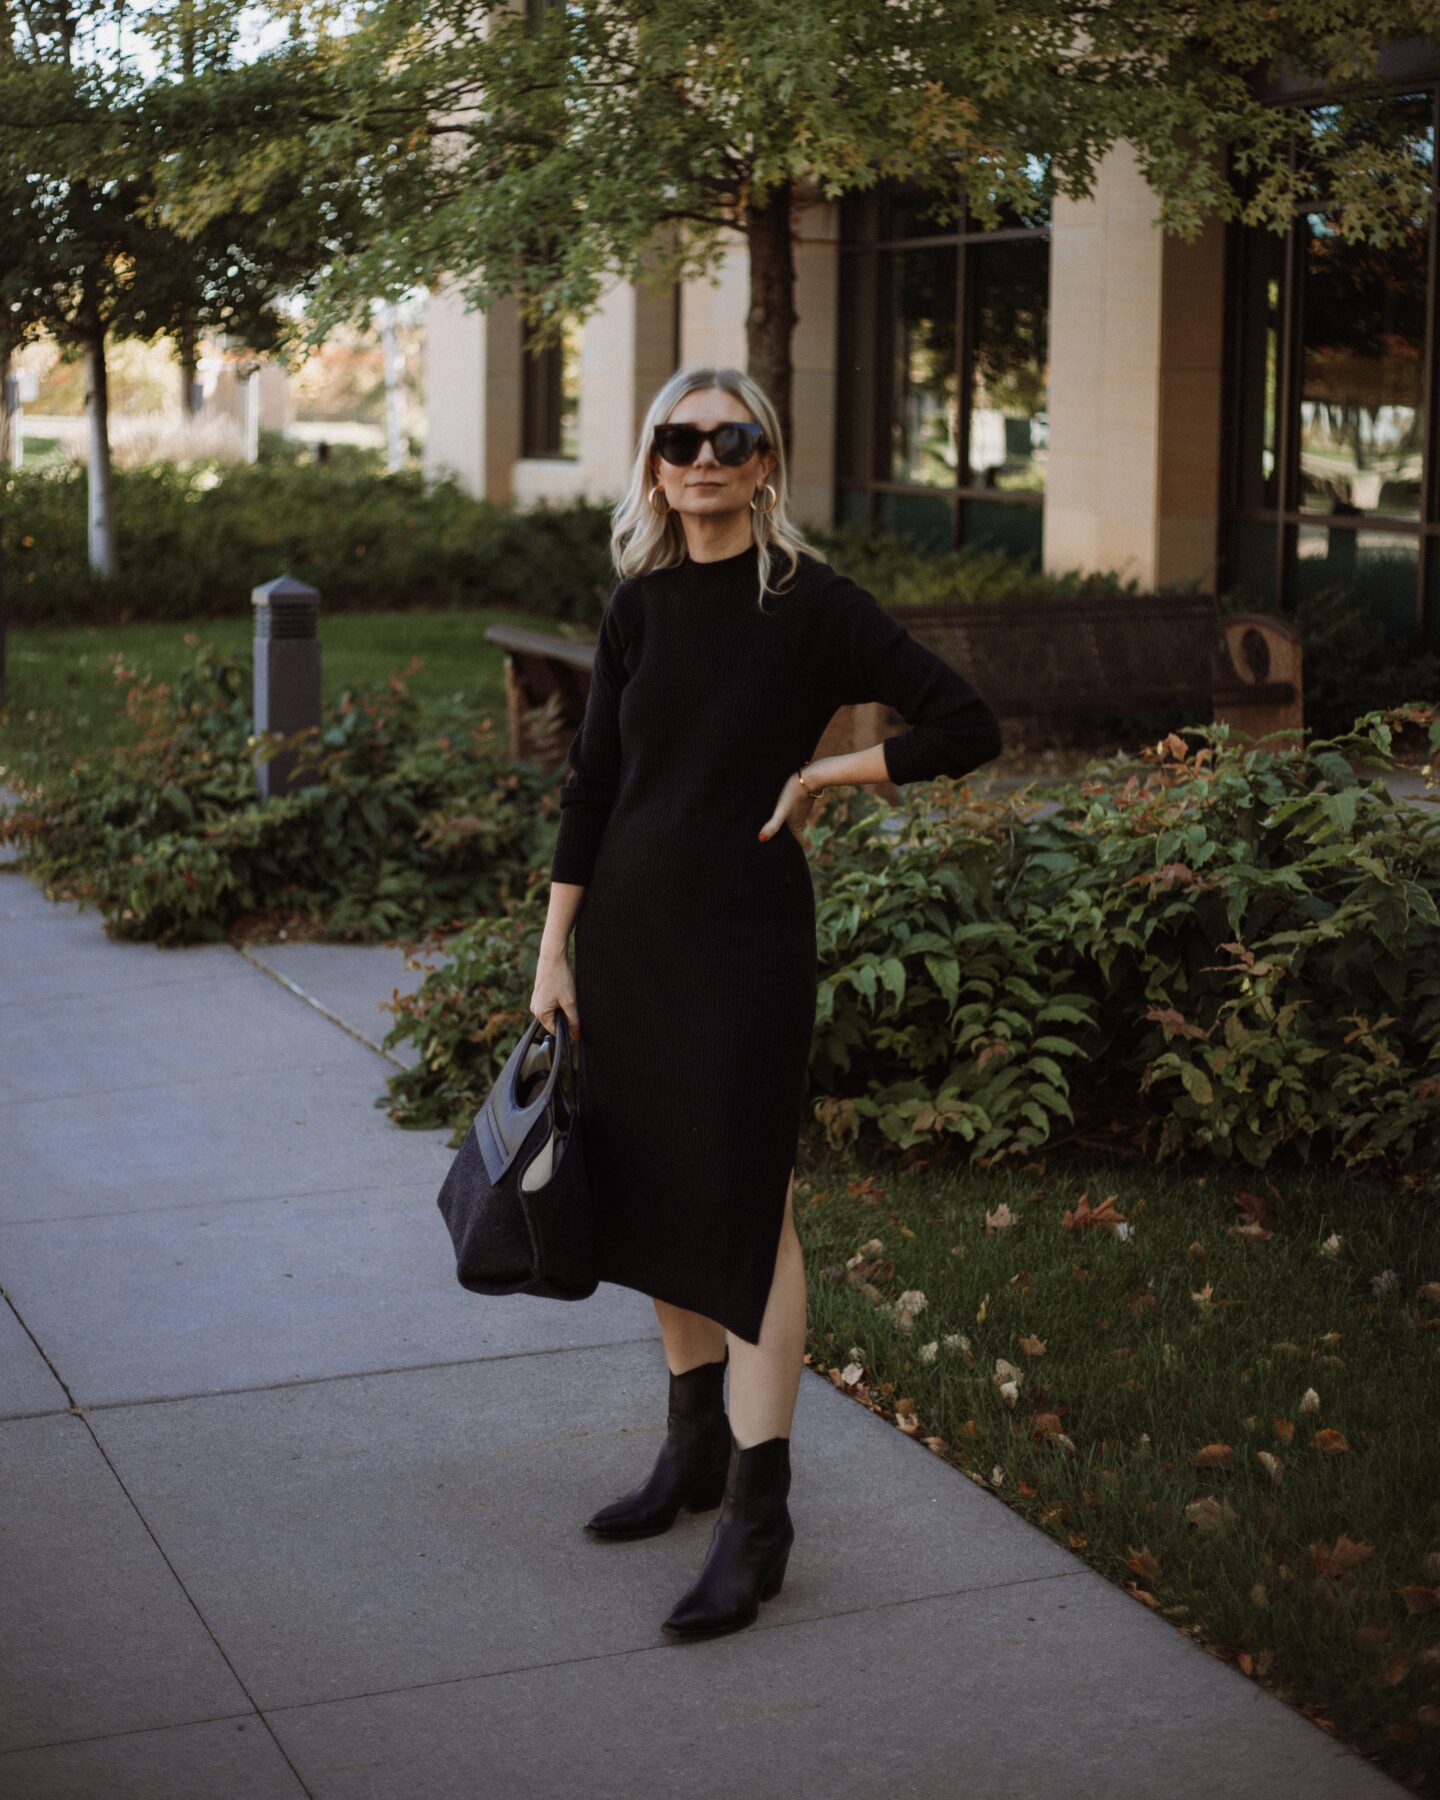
806, 708, 1440, 1174
0, 639, 549, 944
1, 459, 616, 626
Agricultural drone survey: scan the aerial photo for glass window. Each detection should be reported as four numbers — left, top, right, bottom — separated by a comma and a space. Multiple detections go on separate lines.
521, 311, 581, 460
1297, 209, 1427, 520
1223, 86, 1438, 651
885, 246, 959, 488
969, 237, 1048, 493
836, 173, 1050, 556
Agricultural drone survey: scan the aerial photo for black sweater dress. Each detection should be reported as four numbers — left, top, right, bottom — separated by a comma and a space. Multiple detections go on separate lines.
550, 542, 1003, 1344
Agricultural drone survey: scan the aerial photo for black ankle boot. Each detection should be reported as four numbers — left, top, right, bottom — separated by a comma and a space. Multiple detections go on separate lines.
585, 1353, 731, 1539
660, 1430, 794, 1638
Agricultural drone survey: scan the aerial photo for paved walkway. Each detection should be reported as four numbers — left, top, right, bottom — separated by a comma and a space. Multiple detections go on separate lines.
0, 824, 1409, 1799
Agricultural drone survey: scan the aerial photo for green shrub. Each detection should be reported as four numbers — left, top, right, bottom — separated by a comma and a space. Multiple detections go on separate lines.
806, 709, 1440, 1174
1, 459, 616, 626
0, 639, 549, 944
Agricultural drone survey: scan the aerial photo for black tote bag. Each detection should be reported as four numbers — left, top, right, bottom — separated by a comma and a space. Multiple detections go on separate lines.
435, 1008, 597, 1301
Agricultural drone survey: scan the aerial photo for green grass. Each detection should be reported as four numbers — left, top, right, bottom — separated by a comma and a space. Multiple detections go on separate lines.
796, 1141, 1440, 1792
0, 606, 559, 786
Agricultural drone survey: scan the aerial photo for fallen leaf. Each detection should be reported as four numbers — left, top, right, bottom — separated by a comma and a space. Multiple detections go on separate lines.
1231, 1220, 1274, 1242
1017, 1333, 1047, 1356
997, 1379, 1020, 1408
1298, 1387, 1321, 1414
1319, 1232, 1342, 1258
1312, 1428, 1349, 1454
994, 1357, 1023, 1384
1256, 1450, 1284, 1485
1185, 1497, 1240, 1533
840, 1362, 864, 1388
1274, 1418, 1295, 1443
991, 1464, 1005, 1486
1061, 1192, 1127, 1232
1187, 1240, 1206, 1261
1397, 1586, 1440, 1614
1235, 1190, 1271, 1227
1381, 1654, 1410, 1687
1126, 1545, 1162, 1583
1309, 1534, 1373, 1581
1251, 1584, 1268, 1607
1191, 1282, 1215, 1307
984, 1202, 1019, 1233
1031, 1412, 1065, 1440
975, 1292, 989, 1325
1193, 1443, 1236, 1470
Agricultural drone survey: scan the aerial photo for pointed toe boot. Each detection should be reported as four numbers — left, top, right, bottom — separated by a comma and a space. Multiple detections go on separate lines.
661, 1430, 793, 1638
585, 1353, 731, 1539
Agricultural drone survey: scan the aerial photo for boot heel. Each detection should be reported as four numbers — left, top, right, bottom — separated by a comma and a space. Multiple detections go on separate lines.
760, 1546, 790, 1600
683, 1467, 729, 1512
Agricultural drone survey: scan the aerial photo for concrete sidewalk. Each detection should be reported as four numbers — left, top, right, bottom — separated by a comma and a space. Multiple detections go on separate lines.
0, 855, 1405, 1799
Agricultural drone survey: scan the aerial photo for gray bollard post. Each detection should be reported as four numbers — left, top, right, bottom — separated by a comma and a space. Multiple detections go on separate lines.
252, 575, 322, 800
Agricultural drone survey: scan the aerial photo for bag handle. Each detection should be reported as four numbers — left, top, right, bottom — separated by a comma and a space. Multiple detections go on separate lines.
474, 1009, 575, 1186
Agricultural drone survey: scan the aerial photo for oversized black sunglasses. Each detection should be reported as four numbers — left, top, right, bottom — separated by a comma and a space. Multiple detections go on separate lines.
652, 420, 767, 467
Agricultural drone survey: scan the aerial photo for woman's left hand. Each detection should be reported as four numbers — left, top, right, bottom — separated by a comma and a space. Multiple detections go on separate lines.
757, 771, 819, 845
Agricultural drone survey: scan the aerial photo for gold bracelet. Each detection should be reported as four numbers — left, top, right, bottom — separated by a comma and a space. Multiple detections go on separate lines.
796, 765, 819, 800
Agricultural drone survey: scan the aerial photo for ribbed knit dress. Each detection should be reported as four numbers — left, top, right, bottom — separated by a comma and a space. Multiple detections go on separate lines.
549, 541, 1003, 1345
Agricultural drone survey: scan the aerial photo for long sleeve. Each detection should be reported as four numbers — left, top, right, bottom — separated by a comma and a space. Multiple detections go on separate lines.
549, 583, 634, 887
824, 575, 1003, 785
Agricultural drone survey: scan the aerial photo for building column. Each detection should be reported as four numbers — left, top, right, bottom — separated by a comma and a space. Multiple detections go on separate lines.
1044, 144, 1226, 590
423, 275, 522, 502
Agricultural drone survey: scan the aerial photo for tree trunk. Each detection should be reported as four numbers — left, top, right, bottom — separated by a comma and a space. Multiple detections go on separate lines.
744, 178, 798, 461
84, 322, 115, 576
178, 322, 199, 417
0, 345, 11, 469
379, 300, 406, 472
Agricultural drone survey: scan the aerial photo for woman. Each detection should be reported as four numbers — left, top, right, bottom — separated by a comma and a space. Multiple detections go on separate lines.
529, 366, 1002, 1641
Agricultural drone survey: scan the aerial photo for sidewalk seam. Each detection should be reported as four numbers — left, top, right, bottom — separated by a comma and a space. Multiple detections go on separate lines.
258, 1566, 1091, 1718
234, 945, 407, 1069
46, 1332, 667, 1414
0, 1291, 318, 1793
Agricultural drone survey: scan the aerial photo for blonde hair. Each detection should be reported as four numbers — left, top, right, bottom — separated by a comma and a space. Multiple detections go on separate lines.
610, 366, 825, 609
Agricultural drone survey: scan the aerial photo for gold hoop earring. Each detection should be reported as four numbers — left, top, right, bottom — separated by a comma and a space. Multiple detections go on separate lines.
648, 482, 671, 514
751, 482, 777, 515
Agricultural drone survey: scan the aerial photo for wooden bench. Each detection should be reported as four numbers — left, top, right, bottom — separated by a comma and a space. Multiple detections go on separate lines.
487, 592, 1303, 800
893, 593, 1303, 750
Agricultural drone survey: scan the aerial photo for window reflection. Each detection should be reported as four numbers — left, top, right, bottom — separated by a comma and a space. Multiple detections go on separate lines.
838, 172, 1050, 555
1224, 86, 1437, 648
1298, 210, 1427, 518
969, 239, 1048, 492
886, 247, 958, 488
